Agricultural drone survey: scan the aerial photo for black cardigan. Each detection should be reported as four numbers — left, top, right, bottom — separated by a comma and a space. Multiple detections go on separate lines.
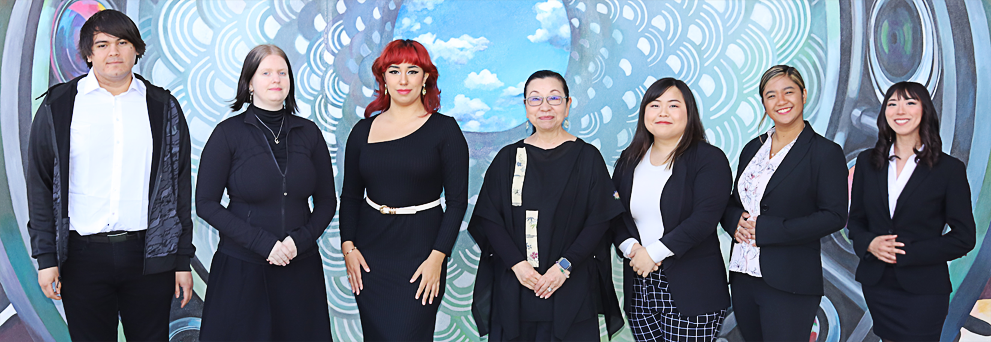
196, 112, 336, 262
847, 149, 975, 294
720, 122, 849, 296
611, 141, 732, 316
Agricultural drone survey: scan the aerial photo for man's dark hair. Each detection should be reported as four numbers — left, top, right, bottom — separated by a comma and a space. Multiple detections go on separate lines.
77, 9, 146, 68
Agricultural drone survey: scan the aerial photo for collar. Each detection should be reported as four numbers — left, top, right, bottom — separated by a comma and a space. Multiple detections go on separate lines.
78, 69, 146, 96
242, 107, 308, 130
888, 144, 924, 159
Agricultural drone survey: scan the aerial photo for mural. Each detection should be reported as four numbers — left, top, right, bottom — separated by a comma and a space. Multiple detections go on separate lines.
0, 0, 989, 341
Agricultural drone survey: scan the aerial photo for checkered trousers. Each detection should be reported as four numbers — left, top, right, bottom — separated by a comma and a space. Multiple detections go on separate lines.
629, 270, 727, 342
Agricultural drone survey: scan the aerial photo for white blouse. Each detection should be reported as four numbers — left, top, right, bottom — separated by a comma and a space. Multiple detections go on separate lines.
888, 145, 921, 218
619, 150, 675, 263
728, 127, 798, 277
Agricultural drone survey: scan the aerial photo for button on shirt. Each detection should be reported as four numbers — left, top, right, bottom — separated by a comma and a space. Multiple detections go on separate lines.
68, 71, 152, 235
619, 148, 675, 263
888, 145, 922, 218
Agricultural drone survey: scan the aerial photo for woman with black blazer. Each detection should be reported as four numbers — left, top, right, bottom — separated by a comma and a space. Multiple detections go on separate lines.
721, 65, 849, 341
196, 44, 335, 340
611, 78, 732, 341
848, 81, 976, 342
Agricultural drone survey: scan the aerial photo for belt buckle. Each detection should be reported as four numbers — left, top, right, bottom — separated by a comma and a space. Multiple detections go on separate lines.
379, 206, 396, 215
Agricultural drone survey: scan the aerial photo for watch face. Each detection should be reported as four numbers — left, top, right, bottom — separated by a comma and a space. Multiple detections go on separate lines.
559, 258, 571, 270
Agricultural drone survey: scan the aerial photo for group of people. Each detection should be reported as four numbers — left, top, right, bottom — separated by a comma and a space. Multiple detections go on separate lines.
25, 9, 975, 342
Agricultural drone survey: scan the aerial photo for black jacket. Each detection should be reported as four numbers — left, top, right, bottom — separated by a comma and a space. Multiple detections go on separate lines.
195, 110, 336, 263
847, 149, 975, 294
611, 141, 732, 316
27, 74, 194, 274
721, 122, 848, 296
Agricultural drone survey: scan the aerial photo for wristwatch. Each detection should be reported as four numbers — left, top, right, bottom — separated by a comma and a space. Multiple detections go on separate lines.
556, 257, 572, 273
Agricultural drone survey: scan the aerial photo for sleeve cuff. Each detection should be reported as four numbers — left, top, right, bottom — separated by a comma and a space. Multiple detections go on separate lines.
619, 238, 639, 258
36, 253, 58, 270
644, 241, 674, 263
175, 255, 191, 272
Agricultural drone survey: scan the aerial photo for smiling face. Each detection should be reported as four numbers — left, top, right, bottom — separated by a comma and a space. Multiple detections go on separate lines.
87, 32, 137, 84
644, 87, 688, 143
384, 62, 428, 108
524, 77, 571, 133
885, 92, 923, 139
761, 75, 807, 127
249, 54, 291, 110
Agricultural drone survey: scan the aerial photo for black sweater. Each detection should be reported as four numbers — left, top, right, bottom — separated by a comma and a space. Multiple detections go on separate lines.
196, 111, 336, 262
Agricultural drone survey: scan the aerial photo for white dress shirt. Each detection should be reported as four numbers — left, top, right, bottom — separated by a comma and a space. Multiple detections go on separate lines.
619, 148, 674, 263
887, 145, 922, 217
68, 71, 153, 235
727, 127, 798, 277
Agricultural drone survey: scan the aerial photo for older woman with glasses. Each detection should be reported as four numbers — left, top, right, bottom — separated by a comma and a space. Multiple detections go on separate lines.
469, 70, 625, 342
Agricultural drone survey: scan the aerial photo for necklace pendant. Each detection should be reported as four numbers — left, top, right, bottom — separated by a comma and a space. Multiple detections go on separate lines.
275, 138, 280, 144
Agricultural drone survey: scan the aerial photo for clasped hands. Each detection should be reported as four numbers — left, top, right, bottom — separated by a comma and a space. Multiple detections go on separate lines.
343, 241, 446, 306
512, 260, 569, 299
734, 212, 757, 246
628, 243, 663, 277
267, 236, 297, 266
868, 235, 905, 264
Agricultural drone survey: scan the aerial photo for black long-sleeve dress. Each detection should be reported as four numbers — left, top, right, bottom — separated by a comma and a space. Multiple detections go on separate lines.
339, 112, 469, 341
196, 105, 336, 341
468, 139, 625, 342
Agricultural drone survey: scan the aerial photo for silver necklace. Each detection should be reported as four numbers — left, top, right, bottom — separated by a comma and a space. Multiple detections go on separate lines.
255, 114, 285, 144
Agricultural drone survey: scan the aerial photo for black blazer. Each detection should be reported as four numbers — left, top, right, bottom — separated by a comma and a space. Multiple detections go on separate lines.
720, 122, 848, 296
611, 141, 732, 316
847, 149, 975, 294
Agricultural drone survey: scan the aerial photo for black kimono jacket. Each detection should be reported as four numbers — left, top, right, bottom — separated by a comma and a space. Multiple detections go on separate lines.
468, 138, 625, 340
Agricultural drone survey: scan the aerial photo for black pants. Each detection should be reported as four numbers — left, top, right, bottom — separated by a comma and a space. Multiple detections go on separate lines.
60, 232, 173, 342
731, 273, 820, 342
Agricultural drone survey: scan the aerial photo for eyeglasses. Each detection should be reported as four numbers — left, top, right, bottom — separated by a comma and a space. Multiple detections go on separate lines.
525, 95, 565, 107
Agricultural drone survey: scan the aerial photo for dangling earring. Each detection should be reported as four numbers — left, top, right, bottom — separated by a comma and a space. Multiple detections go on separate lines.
422, 86, 427, 96
563, 119, 570, 130
525, 121, 530, 130
249, 91, 253, 103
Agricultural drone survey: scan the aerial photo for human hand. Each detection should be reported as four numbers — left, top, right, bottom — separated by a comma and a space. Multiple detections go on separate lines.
512, 261, 541, 290
175, 271, 193, 308
734, 212, 756, 245
38, 267, 60, 300
283, 236, 298, 259
629, 246, 658, 277
268, 240, 291, 266
343, 241, 369, 295
411, 250, 446, 305
868, 235, 905, 264
533, 264, 569, 299
627, 242, 643, 258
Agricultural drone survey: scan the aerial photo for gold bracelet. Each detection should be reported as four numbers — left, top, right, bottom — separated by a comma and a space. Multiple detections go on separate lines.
344, 246, 358, 256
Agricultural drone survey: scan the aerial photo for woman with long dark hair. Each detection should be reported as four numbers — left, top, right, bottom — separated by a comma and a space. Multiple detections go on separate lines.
847, 81, 975, 342
468, 70, 625, 342
196, 44, 335, 340
721, 65, 848, 341
612, 78, 731, 341
338, 39, 469, 341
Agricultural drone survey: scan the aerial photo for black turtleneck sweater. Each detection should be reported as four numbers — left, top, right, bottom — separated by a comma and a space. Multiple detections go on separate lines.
248, 105, 288, 172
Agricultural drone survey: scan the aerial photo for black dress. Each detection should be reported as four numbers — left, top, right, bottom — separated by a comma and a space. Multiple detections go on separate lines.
339, 113, 469, 341
469, 139, 625, 342
196, 105, 336, 341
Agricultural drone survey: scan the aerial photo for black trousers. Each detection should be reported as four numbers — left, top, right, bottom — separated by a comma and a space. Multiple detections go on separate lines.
60, 232, 173, 342
730, 273, 820, 342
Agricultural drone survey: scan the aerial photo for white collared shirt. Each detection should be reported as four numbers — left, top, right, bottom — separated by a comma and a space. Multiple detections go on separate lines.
619, 146, 674, 263
887, 145, 922, 218
68, 71, 152, 235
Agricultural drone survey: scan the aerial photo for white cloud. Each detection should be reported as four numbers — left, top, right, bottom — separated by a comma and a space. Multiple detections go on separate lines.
448, 94, 491, 121
528, 0, 571, 50
500, 81, 526, 97
424, 17, 433, 24
405, 0, 444, 12
414, 33, 491, 65
397, 17, 422, 33
464, 70, 504, 90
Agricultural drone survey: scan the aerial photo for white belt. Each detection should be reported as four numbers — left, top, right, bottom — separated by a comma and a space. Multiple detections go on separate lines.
366, 197, 441, 215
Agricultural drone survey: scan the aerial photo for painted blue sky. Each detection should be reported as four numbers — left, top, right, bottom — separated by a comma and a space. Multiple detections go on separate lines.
394, 0, 571, 132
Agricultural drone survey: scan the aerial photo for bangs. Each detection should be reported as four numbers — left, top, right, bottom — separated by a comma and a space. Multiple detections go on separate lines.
885, 82, 929, 102
378, 42, 432, 69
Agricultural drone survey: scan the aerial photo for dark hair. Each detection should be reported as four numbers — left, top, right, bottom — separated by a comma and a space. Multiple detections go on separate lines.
870, 81, 941, 168
230, 44, 299, 114
523, 70, 570, 134
757, 65, 806, 129
365, 39, 441, 118
616, 78, 706, 170
77, 9, 146, 68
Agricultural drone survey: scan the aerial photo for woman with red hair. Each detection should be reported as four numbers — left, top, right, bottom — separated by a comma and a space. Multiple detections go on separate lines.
339, 39, 469, 341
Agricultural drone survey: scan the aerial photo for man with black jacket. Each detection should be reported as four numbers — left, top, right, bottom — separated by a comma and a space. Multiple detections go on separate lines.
26, 9, 194, 341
